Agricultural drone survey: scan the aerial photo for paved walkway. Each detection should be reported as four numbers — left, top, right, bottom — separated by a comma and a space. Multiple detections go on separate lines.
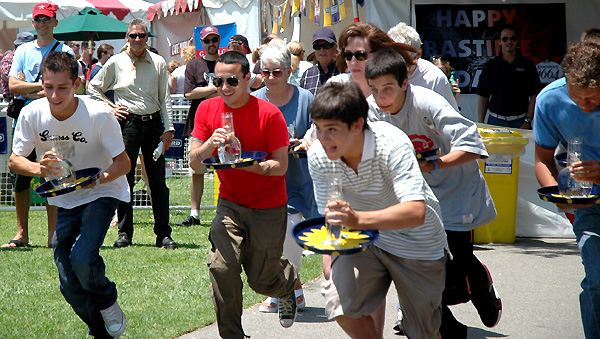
180, 238, 584, 338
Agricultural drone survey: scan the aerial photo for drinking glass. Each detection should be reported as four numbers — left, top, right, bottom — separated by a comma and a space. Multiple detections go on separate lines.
326, 175, 344, 246
47, 135, 76, 189
218, 112, 242, 163
558, 138, 593, 197
378, 110, 391, 123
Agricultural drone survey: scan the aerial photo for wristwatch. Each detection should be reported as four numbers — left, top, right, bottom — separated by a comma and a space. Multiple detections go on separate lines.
524, 117, 533, 123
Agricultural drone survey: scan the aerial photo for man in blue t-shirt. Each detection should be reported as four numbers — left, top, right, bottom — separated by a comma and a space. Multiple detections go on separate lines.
534, 41, 600, 338
2, 2, 73, 249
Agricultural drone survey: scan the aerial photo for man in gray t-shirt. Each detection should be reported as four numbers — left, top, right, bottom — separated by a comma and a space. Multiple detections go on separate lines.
366, 48, 501, 338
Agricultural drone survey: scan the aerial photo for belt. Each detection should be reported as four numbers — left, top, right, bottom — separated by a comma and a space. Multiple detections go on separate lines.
129, 111, 161, 121
488, 112, 526, 121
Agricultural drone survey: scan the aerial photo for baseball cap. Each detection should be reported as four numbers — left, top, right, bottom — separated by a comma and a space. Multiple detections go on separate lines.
230, 34, 250, 54
33, 3, 57, 18
200, 26, 220, 39
14, 32, 35, 45
312, 27, 336, 44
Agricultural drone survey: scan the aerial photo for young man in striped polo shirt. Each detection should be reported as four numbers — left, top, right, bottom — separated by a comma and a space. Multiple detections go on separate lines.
307, 81, 447, 338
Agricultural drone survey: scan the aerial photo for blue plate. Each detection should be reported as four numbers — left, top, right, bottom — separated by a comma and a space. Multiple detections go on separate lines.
537, 185, 600, 205
292, 217, 379, 256
202, 151, 267, 170
416, 148, 441, 161
35, 167, 101, 198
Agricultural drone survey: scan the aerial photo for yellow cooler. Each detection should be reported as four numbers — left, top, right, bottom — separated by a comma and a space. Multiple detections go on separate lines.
475, 127, 529, 244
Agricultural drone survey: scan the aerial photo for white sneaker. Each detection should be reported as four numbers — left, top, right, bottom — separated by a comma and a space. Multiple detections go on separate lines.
100, 301, 126, 338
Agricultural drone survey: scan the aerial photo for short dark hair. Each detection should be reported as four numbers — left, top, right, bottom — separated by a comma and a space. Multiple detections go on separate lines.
97, 43, 114, 59
216, 51, 250, 76
500, 24, 518, 36
41, 51, 79, 82
581, 27, 600, 45
310, 81, 368, 130
364, 48, 408, 86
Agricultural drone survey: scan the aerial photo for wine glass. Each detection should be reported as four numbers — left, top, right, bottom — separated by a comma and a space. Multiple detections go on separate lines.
47, 135, 76, 189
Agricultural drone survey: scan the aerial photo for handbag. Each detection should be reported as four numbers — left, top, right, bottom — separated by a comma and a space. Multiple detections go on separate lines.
5, 41, 60, 119
6, 98, 25, 119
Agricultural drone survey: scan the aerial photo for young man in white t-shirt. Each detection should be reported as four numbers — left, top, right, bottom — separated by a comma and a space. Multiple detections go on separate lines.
307, 81, 447, 338
9, 51, 130, 338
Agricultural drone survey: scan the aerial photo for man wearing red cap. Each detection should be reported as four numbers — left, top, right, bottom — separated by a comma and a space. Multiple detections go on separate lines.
176, 26, 220, 226
3, 3, 74, 249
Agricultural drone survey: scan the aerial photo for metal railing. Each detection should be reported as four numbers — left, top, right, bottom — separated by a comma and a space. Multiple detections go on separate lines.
0, 95, 218, 213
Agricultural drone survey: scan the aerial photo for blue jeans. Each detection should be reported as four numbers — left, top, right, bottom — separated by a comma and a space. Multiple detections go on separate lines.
117, 116, 171, 240
574, 204, 600, 339
486, 115, 524, 129
53, 197, 120, 339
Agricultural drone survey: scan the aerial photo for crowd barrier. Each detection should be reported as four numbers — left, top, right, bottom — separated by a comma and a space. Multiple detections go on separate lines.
0, 95, 218, 214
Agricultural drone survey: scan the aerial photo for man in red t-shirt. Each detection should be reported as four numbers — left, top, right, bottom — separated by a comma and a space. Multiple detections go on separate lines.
189, 51, 299, 337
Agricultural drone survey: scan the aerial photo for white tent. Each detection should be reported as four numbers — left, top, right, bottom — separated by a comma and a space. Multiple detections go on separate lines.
147, 0, 260, 60
0, 0, 152, 52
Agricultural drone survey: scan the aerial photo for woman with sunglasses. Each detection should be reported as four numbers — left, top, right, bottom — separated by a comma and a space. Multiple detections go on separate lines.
328, 22, 416, 97
251, 40, 316, 314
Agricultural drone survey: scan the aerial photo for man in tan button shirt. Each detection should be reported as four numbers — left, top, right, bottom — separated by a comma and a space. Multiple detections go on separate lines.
89, 18, 177, 249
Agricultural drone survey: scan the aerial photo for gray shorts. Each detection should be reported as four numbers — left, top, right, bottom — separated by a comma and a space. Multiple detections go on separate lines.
324, 245, 446, 338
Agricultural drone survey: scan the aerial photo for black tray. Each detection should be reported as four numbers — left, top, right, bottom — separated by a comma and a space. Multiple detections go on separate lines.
35, 167, 101, 198
555, 152, 567, 167
202, 151, 267, 170
537, 185, 600, 205
292, 150, 307, 159
416, 148, 441, 161
292, 217, 379, 256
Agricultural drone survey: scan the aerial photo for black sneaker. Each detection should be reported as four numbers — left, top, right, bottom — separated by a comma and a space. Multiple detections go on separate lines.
113, 234, 131, 248
278, 289, 297, 328
156, 236, 178, 249
176, 215, 200, 226
471, 265, 502, 328
440, 304, 468, 339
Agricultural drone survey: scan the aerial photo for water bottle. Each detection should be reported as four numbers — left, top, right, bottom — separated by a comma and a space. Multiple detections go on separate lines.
450, 71, 457, 97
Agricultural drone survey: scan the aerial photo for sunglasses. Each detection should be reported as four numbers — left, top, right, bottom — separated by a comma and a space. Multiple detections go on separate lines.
213, 76, 240, 88
313, 41, 335, 50
501, 36, 517, 42
203, 37, 220, 44
261, 69, 284, 78
341, 51, 370, 61
34, 16, 54, 23
72, 43, 80, 47
128, 33, 147, 40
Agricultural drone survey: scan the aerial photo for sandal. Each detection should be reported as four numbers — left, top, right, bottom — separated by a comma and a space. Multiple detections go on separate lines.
295, 288, 305, 310
259, 297, 278, 313
1, 239, 30, 248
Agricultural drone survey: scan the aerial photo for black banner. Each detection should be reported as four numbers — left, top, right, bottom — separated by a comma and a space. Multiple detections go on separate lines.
415, 4, 567, 94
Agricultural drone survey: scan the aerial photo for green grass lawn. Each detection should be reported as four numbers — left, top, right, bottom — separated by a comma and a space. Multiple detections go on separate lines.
0, 209, 323, 338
